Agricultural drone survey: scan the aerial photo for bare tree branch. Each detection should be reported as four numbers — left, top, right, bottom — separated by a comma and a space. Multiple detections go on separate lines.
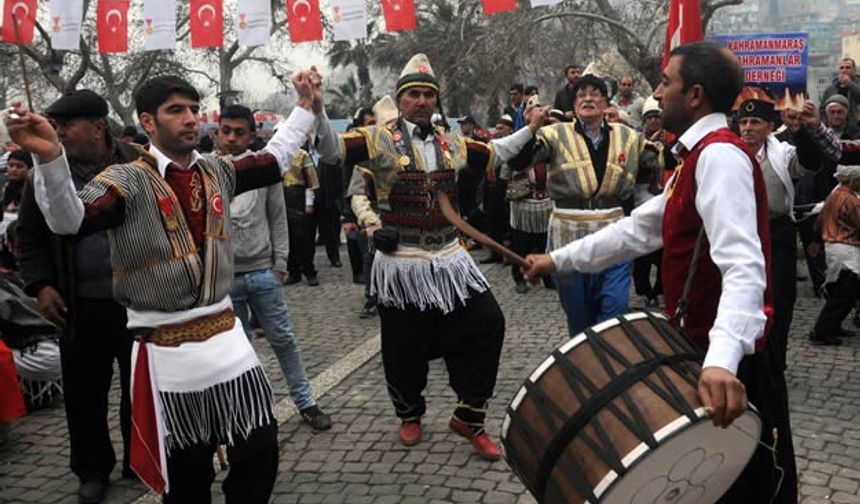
701, 0, 744, 32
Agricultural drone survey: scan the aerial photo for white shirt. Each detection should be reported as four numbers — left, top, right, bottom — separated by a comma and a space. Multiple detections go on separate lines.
549, 113, 767, 375
32, 106, 320, 236
399, 120, 535, 172
757, 135, 802, 219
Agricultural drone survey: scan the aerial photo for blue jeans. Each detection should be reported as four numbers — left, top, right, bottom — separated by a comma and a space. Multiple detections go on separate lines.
231, 269, 315, 410
555, 261, 631, 337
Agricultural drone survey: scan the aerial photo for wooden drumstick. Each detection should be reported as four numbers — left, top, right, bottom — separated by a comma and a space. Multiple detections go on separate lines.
436, 191, 527, 268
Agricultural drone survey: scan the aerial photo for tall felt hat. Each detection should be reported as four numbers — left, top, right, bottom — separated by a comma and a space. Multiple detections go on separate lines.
396, 54, 439, 97
373, 95, 398, 126
737, 99, 777, 123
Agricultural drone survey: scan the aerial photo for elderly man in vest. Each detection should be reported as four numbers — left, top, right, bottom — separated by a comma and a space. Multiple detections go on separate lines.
322, 54, 544, 461
509, 74, 661, 337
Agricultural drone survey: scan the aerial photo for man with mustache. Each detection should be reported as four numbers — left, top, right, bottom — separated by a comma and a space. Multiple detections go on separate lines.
509, 73, 661, 338
327, 54, 544, 461
6, 69, 335, 503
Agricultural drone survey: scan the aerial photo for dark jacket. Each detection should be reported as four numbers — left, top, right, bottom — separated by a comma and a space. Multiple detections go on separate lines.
553, 84, 575, 114
15, 140, 140, 338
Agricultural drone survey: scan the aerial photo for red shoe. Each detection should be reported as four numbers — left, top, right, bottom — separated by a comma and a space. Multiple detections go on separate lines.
449, 418, 501, 461
399, 421, 422, 446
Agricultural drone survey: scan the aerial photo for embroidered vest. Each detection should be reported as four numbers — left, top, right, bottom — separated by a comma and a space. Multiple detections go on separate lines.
79, 151, 235, 312
340, 122, 497, 249
661, 128, 773, 351
539, 121, 643, 202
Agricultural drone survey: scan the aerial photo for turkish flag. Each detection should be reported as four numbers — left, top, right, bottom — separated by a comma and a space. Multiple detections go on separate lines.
190, 0, 223, 48
381, 0, 416, 32
2, 0, 38, 44
97, 0, 129, 53
287, 0, 323, 43
482, 0, 515, 15
663, 0, 703, 68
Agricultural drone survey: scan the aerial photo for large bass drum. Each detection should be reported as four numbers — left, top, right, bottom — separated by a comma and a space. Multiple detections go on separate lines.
501, 311, 760, 504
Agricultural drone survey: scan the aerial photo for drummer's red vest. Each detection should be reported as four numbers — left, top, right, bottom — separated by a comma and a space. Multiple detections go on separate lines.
661, 128, 773, 352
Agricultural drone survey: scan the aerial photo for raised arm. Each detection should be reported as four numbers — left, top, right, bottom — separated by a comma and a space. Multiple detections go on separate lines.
232, 68, 326, 194
488, 105, 547, 168
789, 101, 841, 169
6, 104, 87, 235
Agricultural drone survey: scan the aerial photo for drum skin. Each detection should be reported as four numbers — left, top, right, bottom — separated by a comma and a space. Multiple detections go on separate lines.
501, 311, 760, 504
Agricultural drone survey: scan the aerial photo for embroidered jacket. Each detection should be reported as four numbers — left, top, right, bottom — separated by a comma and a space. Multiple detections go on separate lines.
74, 149, 283, 312
514, 120, 659, 204
338, 121, 496, 248
283, 148, 320, 190
282, 148, 320, 214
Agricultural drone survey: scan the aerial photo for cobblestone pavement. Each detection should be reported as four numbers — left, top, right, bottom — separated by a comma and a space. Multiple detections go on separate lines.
2, 248, 860, 504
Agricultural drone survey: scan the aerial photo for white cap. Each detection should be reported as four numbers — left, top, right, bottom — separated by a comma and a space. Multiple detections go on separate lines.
642, 96, 661, 117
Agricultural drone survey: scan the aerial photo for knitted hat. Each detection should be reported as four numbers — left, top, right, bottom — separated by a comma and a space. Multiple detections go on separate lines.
825, 94, 850, 111
396, 54, 439, 97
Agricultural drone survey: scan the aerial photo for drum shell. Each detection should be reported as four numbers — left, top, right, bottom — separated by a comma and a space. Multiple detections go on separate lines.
502, 312, 705, 503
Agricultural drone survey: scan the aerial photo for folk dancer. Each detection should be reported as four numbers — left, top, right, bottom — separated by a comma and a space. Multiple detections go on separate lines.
6, 70, 336, 503
509, 74, 662, 337
322, 54, 544, 460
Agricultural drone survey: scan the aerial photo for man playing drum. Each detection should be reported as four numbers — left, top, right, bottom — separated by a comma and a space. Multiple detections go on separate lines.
523, 41, 797, 503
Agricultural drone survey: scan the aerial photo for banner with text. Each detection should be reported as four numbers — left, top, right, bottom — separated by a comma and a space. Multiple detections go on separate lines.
712, 32, 808, 110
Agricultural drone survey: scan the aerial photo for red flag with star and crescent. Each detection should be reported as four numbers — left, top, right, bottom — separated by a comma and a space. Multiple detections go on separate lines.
662, 0, 703, 68
2, 0, 38, 44
190, 0, 223, 48
287, 0, 323, 43
382, 0, 416, 32
97, 0, 129, 53
482, 0, 515, 15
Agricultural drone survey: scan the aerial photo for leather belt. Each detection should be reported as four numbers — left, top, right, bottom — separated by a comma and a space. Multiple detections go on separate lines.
400, 231, 460, 247
133, 308, 235, 347
555, 196, 622, 210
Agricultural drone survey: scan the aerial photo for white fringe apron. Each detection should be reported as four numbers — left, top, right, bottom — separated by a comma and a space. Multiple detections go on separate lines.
371, 239, 489, 314
129, 304, 274, 495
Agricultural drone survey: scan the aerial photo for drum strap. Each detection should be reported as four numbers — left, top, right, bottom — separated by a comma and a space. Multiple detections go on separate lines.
529, 314, 703, 502
674, 227, 706, 322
